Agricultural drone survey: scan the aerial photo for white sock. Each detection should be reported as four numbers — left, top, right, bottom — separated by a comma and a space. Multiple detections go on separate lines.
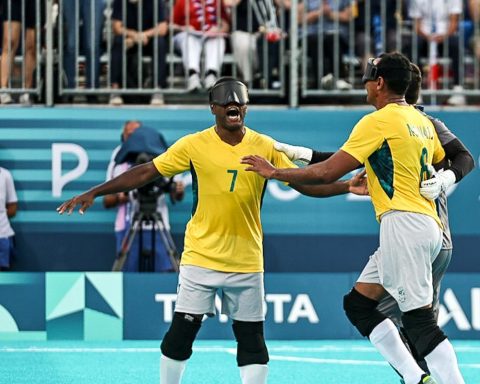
369, 319, 424, 384
160, 354, 187, 384
424, 339, 465, 384
239, 364, 268, 384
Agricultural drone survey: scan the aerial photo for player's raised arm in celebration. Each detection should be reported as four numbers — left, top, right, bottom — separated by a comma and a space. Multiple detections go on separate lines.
56, 162, 161, 215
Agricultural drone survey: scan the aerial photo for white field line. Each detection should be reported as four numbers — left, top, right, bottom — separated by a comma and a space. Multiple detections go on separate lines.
1, 346, 479, 369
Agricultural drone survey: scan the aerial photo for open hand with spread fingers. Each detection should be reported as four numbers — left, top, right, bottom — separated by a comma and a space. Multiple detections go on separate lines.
56, 191, 96, 215
241, 155, 277, 179
348, 169, 369, 196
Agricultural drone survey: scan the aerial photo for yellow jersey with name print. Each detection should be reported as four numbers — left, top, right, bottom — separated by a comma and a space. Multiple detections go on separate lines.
341, 103, 445, 225
153, 126, 296, 273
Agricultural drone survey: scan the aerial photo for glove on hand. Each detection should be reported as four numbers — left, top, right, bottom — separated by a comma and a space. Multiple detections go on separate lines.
420, 167, 456, 201
274, 141, 313, 165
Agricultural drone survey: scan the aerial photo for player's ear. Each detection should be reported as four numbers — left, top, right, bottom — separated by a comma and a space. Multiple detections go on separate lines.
210, 104, 215, 114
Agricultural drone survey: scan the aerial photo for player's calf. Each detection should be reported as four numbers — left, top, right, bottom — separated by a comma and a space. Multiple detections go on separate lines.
233, 320, 269, 384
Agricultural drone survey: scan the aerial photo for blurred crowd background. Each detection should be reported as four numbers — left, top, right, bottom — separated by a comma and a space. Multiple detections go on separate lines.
0, 0, 479, 107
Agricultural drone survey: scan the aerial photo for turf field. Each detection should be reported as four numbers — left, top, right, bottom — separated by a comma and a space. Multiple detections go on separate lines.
1, 340, 479, 383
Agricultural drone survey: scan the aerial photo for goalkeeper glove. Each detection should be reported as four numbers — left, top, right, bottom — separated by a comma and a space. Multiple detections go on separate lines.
274, 141, 313, 165
420, 168, 456, 201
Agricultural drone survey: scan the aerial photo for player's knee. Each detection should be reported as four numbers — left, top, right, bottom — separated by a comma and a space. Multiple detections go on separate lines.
232, 321, 269, 367
160, 312, 202, 361
401, 307, 447, 358
343, 288, 387, 337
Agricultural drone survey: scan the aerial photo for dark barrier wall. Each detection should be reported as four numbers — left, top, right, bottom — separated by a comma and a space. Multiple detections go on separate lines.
1, 272, 479, 340
1, 107, 479, 272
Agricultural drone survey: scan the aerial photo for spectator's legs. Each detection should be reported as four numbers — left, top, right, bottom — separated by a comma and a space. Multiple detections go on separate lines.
62, 0, 77, 88
109, 35, 124, 105
174, 31, 202, 74
150, 36, 167, 88
230, 30, 257, 83
1, 21, 21, 89
23, 28, 36, 90
203, 37, 225, 74
445, 36, 460, 86
81, 0, 105, 89
306, 34, 320, 87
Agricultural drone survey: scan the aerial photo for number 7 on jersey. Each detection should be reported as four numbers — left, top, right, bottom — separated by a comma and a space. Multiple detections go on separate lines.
227, 169, 238, 192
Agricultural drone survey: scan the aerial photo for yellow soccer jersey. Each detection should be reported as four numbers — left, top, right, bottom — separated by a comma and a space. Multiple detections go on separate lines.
341, 104, 445, 225
153, 126, 296, 273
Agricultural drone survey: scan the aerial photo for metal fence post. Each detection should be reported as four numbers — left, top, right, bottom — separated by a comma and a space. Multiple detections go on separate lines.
289, 0, 298, 108
45, 0, 54, 106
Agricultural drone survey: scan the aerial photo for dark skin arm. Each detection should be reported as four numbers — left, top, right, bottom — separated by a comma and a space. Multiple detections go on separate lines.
57, 162, 160, 215
291, 169, 368, 197
241, 150, 361, 185
6, 202, 17, 218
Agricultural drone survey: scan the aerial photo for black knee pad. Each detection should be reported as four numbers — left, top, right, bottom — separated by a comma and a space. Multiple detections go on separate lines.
402, 307, 447, 359
343, 288, 387, 337
160, 312, 202, 361
232, 321, 269, 367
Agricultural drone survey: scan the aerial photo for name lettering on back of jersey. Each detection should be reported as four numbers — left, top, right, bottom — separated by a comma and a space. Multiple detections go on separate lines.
406, 124, 434, 140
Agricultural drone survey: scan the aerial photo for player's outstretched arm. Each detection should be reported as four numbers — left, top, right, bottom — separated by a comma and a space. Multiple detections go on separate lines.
57, 162, 161, 215
274, 141, 335, 166
241, 150, 361, 185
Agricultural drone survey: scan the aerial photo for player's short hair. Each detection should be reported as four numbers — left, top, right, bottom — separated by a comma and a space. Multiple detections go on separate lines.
405, 63, 422, 105
376, 52, 412, 95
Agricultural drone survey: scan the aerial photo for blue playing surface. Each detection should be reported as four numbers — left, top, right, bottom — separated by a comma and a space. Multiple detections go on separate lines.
1, 340, 479, 383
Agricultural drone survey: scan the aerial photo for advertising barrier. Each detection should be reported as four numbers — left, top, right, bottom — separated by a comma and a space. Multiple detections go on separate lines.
1, 272, 479, 341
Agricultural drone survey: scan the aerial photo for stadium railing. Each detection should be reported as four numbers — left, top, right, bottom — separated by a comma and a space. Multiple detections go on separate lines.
1, 0, 479, 107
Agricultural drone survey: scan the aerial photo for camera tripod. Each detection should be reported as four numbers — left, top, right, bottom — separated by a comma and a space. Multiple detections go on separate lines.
111, 208, 180, 272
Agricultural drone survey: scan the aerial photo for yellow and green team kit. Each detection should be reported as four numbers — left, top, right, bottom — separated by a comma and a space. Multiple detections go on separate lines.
153, 126, 295, 273
341, 103, 446, 226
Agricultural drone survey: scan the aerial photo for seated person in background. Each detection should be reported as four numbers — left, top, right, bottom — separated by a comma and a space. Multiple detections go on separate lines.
298, 0, 353, 90
0, 0, 44, 105
0, 166, 18, 271
172, 0, 230, 91
62, 0, 107, 100
408, 0, 465, 106
469, 0, 480, 63
109, 0, 168, 106
224, 0, 260, 86
104, 121, 185, 272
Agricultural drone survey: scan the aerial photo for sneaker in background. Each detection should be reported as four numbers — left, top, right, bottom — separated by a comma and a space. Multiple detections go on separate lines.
109, 94, 124, 106
150, 93, 164, 106
335, 79, 353, 90
320, 73, 334, 90
446, 85, 466, 106
187, 73, 201, 92
19, 93, 32, 106
0, 93, 13, 104
204, 73, 217, 90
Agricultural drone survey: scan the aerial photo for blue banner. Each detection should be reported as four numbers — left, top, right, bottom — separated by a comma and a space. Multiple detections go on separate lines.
0, 107, 478, 271
1, 273, 479, 340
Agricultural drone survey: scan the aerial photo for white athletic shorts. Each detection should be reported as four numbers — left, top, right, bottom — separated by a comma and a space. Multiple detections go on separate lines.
357, 210, 443, 312
174, 265, 266, 322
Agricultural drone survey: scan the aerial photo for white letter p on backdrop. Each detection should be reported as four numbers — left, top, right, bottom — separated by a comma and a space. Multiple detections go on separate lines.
52, 143, 89, 197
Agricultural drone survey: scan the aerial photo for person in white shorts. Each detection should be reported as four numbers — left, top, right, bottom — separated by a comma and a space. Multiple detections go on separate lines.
57, 77, 368, 384
0, 167, 18, 271
242, 52, 466, 384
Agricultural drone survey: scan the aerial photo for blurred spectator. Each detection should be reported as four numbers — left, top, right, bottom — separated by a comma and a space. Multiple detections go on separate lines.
103, 121, 185, 272
62, 0, 106, 101
469, 0, 480, 62
256, 0, 291, 89
109, 0, 168, 106
225, 0, 260, 85
0, 0, 44, 105
408, 0, 465, 105
0, 166, 17, 271
298, 0, 353, 90
354, 0, 403, 66
172, 0, 230, 91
